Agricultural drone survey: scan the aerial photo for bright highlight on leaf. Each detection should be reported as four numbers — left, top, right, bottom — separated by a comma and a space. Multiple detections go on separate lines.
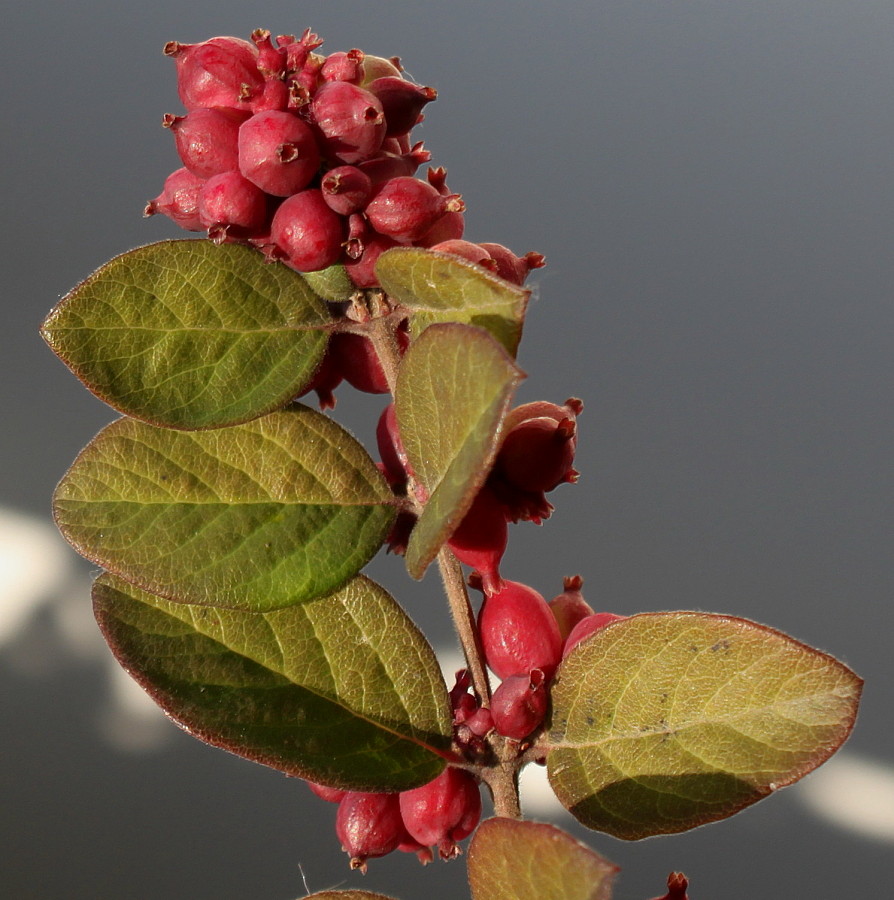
54, 406, 397, 612
395, 323, 524, 579
376, 248, 530, 356
41, 240, 332, 429
546, 612, 863, 840
94, 572, 451, 791
467, 818, 618, 900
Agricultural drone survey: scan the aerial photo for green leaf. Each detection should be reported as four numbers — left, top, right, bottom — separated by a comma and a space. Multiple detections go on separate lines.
376, 247, 529, 356
395, 324, 524, 579
546, 612, 863, 840
467, 818, 618, 900
54, 406, 397, 612
301, 263, 356, 302
94, 572, 451, 791
41, 240, 333, 429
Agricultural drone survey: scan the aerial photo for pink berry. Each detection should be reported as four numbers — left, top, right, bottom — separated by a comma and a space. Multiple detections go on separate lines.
320, 49, 365, 84
305, 779, 346, 803
478, 243, 546, 285
562, 612, 627, 657
490, 669, 549, 740
497, 415, 577, 494
376, 401, 411, 488
250, 29, 286, 78
269, 188, 345, 272
145, 167, 205, 231
238, 110, 320, 196
310, 80, 387, 164
366, 76, 437, 137
399, 768, 481, 860
344, 232, 401, 288
163, 108, 247, 179
477, 580, 563, 681
164, 37, 262, 111
447, 485, 508, 596
336, 791, 406, 872
548, 575, 595, 642
429, 239, 497, 271
357, 143, 431, 187
365, 176, 464, 243
198, 171, 267, 237
320, 165, 373, 215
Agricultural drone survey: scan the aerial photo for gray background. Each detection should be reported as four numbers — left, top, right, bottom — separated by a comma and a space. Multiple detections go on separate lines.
2, 1, 892, 897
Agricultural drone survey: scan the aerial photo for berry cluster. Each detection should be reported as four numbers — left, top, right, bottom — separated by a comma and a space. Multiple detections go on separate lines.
304, 768, 481, 871
145, 29, 544, 293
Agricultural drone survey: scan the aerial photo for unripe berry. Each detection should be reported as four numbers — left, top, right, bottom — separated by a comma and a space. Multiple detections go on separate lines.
269, 188, 345, 272
164, 108, 247, 179
164, 36, 262, 111
399, 768, 481, 860
358, 54, 403, 87
548, 575, 595, 642
198, 171, 267, 237
238, 110, 321, 196
310, 81, 387, 164
446, 485, 508, 595
562, 612, 627, 658
321, 165, 373, 215
305, 779, 346, 803
367, 76, 437, 137
336, 791, 406, 872
477, 580, 563, 681
145, 167, 205, 231
365, 176, 464, 242
490, 669, 549, 740
478, 243, 546, 286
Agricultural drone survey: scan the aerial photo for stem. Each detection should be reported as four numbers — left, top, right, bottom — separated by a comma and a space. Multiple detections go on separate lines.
364, 298, 402, 395
437, 548, 492, 705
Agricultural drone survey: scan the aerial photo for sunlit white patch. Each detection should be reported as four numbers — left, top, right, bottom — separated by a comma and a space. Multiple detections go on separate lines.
97, 660, 173, 753
799, 752, 894, 843
520, 757, 568, 818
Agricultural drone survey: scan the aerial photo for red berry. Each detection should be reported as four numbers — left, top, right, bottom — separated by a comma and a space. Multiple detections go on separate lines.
238, 110, 320, 196
310, 81, 387, 164
447, 485, 508, 595
376, 401, 411, 488
429, 239, 497, 271
164, 108, 247, 179
344, 232, 401, 288
198, 171, 267, 237
330, 332, 389, 394
305, 779, 346, 803
562, 612, 627, 658
296, 339, 343, 410
336, 791, 406, 872
164, 36, 262, 111
477, 580, 563, 680
478, 243, 546, 285
548, 575, 595, 642
321, 165, 373, 215
496, 416, 577, 494
365, 176, 464, 243
358, 143, 431, 187
399, 768, 481, 860
490, 669, 549, 740
269, 188, 345, 272
367, 76, 437, 137
145, 167, 205, 231
320, 49, 365, 84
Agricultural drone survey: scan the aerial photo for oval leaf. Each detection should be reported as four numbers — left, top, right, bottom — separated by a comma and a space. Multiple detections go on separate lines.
41, 240, 332, 429
395, 324, 524, 579
376, 247, 529, 356
54, 406, 397, 611
94, 572, 451, 791
468, 818, 618, 900
546, 612, 863, 840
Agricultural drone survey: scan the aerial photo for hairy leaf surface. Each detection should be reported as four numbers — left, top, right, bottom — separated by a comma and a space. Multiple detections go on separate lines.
94, 572, 451, 790
55, 406, 397, 611
468, 818, 617, 900
395, 324, 523, 579
376, 248, 529, 356
41, 240, 332, 429
546, 612, 863, 839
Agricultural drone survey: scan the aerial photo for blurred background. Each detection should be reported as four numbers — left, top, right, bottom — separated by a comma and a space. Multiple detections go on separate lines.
2, 1, 892, 897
